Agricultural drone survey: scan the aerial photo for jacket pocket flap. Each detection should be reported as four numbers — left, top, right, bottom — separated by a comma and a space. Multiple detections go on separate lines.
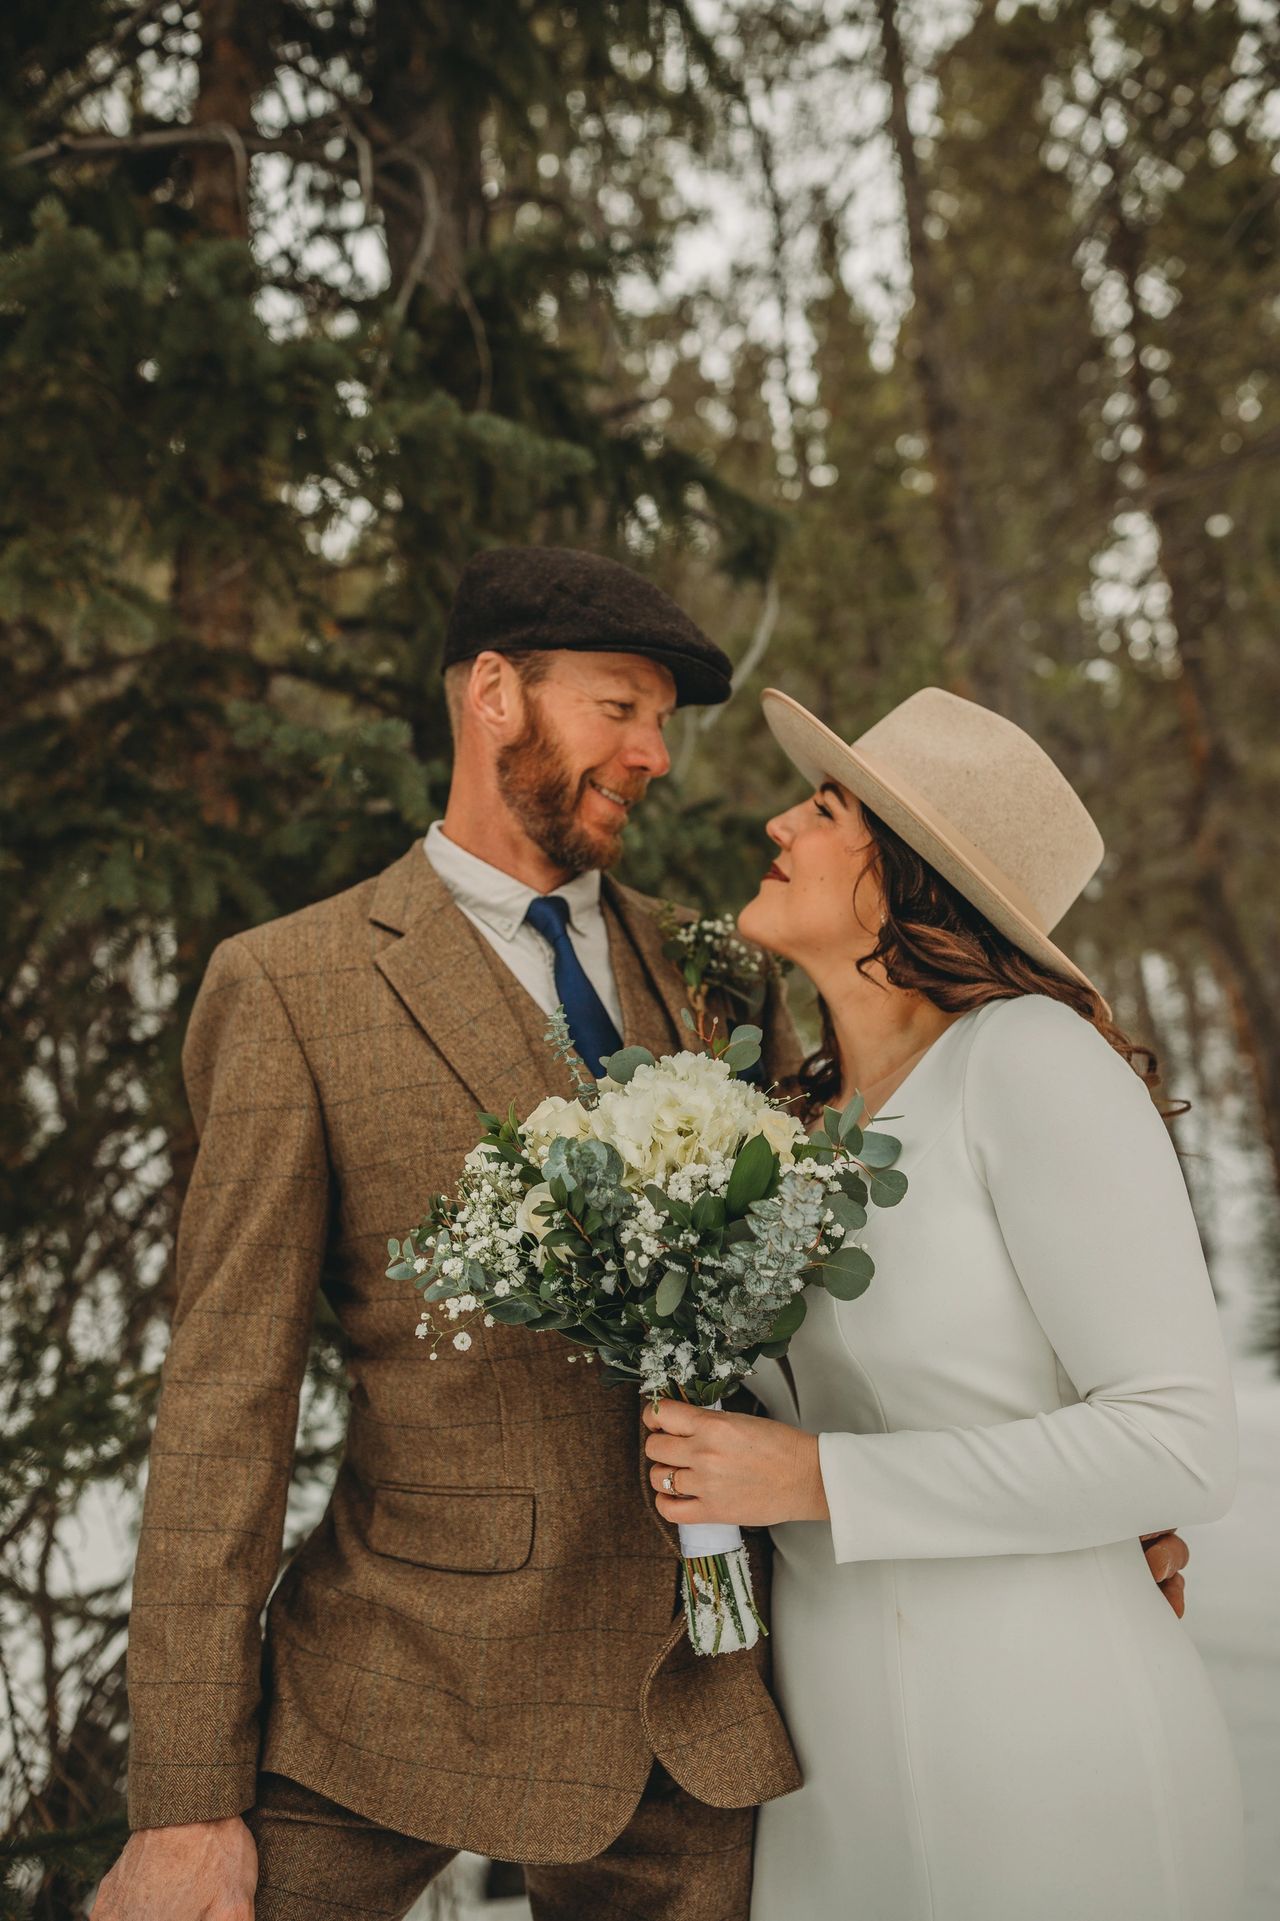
367, 1485, 535, 1573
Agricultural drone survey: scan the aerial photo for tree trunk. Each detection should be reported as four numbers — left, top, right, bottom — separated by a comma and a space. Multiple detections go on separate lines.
171, 1, 267, 827
872, 0, 989, 699
366, 1, 487, 306
1100, 154, 1280, 1197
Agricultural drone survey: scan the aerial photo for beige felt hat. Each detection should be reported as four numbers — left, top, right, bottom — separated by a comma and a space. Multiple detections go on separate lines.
760, 685, 1105, 997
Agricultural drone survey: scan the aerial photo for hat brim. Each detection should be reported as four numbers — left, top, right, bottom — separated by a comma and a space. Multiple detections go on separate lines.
761, 688, 1104, 1001
637, 642, 731, 708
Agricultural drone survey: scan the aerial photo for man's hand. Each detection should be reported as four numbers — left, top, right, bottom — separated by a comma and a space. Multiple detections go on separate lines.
91, 1815, 257, 1920
1142, 1529, 1190, 1616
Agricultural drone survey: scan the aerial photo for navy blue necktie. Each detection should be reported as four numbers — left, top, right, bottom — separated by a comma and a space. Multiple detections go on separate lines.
524, 894, 623, 1077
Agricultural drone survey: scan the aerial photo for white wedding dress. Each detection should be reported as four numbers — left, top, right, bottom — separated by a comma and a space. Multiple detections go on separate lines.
749, 995, 1243, 1921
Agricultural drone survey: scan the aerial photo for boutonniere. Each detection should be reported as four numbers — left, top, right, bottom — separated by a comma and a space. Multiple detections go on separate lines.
657, 907, 779, 1031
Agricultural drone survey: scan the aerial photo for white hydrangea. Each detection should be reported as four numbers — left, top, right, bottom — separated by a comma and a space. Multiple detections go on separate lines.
521, 1049, 806, 1191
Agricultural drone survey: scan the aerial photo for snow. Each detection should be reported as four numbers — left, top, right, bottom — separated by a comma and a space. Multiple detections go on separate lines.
1180, 1150, 1280, 1921
1185, 1378, 1280, 1919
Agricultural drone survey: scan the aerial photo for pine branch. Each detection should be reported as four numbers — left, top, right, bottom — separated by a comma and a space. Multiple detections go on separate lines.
26, 0, 179, 136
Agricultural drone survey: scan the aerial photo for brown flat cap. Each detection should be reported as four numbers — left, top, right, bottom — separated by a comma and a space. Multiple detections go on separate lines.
442, 545, 733, 706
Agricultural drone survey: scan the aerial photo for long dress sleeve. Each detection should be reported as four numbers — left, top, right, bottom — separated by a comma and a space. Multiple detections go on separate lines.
818, 994, 1237, 1565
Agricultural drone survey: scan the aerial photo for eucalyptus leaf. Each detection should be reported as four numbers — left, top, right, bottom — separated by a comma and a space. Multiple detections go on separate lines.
385, 1259, 418, 1281
680, 1006, 696, 1031
654, 1269, 689, 1317
838, 1092, 866, 1137
603, 1045, 656, 1084
722, 1038, 762, 1073
487, 1298, 544, 1324
813, 1242, 876, 1300
728, 1024, 763, 1048
868, 1165, 909, 1207
859, 1130, 902, 1169
836, 1166, 868, 1205
825, 1193, 868, 1235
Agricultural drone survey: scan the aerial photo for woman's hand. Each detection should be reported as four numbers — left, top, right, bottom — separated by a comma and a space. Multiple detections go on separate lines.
643, 1398, 830, 1527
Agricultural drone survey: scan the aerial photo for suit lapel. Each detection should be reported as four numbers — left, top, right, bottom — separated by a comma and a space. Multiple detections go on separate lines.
369, 851, 692, 1115
602, 878, 689, 1058
371, 846, 575, 1120
374, 849, 684, 1551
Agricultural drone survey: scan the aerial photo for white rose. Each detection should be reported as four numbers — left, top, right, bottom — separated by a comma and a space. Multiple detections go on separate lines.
522, 1095, 590, 1156
515, 1182, 556, 1242
753, 1105, 808, 1165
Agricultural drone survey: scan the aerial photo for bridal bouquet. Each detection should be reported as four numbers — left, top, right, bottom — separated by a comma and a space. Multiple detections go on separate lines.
387, 1016, 906, 1656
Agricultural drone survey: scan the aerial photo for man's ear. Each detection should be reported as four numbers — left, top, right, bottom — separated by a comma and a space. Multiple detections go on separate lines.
466, 650, 526, 740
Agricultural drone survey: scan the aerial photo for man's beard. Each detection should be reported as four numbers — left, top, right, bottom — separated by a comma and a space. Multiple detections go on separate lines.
496, 701, 645, 873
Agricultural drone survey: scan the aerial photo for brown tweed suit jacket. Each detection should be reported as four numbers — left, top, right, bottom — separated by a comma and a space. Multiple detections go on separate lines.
126, 843, 804, 1863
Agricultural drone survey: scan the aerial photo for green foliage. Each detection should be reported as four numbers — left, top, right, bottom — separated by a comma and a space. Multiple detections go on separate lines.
0, 1, 780, 1899
724, 1132, 778, 1217
396, 1049, 900, 1406
5, 0, 1277, 1899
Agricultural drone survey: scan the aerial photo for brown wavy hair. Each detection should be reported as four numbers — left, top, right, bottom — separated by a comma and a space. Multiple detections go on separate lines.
794, 804, 1170, 1120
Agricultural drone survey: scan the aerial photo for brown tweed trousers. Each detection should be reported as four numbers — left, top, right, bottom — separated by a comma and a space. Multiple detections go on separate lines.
126, 843, 804, 1865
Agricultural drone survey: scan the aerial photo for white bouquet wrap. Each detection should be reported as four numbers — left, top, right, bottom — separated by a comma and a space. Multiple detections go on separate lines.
389, 1013, 907, 1657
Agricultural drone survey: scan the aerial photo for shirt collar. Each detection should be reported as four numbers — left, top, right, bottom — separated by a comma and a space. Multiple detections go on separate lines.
424, 821, 604, 942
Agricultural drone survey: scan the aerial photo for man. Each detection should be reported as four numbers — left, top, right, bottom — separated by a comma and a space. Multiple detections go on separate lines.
95, 547, 801, 1921
95, 546, 1190, 1920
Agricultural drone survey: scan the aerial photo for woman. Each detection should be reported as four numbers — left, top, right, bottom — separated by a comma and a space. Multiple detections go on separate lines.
643, 687, 1243, 1921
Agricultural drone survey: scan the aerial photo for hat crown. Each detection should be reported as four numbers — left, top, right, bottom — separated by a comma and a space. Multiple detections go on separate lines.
442, 545, 733, 707
852, 689, 1102, 933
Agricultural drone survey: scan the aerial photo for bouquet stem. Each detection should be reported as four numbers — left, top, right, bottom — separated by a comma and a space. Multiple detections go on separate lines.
677, 1523, 765, 1656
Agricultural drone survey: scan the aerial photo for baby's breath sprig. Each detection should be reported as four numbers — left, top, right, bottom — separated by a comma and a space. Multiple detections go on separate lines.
659, 908, 777, 1032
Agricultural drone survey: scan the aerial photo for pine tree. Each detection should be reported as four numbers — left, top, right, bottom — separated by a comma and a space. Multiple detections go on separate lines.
0, 4, 779, 1903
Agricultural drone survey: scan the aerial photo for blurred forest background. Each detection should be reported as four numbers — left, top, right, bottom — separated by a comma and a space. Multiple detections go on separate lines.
1, 0, 1277, 1912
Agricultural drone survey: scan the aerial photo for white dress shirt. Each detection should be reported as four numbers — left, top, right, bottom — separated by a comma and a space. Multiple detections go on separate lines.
423, 821, 625, 1034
